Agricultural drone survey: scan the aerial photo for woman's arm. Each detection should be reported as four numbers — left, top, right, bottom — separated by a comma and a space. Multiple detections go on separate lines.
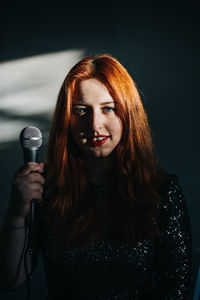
153, 174, 192, 299
0, 162, 44, 290
0, 213, 32, 290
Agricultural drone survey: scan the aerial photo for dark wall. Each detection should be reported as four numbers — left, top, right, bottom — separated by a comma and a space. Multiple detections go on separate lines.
0, 1, 199, 299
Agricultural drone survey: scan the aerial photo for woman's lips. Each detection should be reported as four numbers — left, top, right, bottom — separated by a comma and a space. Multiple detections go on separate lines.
90, 135, 109, 146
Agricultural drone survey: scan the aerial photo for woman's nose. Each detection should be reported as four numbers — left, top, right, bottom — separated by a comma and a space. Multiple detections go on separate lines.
88, 110, 103, 131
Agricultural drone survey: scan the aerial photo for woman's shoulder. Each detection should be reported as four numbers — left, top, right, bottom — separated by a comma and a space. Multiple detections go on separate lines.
159, 171, 183, 198
157, 171, 188, 214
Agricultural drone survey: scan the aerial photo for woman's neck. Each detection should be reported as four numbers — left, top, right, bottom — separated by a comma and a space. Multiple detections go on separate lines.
84, 155, 115, 184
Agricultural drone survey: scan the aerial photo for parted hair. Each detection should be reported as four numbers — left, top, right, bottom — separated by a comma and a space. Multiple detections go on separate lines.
43, 54, 164, 248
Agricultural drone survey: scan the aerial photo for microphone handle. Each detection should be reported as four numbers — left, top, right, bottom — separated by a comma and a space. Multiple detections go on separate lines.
29, 171, 37, 228
29, 198, 36, 227
23, 149, 39, 229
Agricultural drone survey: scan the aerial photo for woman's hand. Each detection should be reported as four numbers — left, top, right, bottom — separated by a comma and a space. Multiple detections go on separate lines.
8, 162, 45, 221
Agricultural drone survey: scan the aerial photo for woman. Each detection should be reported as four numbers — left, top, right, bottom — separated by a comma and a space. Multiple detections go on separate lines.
0, 54, 192, 299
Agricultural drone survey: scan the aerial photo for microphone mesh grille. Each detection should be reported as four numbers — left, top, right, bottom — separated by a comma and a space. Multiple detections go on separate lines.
20, 126, 42, 149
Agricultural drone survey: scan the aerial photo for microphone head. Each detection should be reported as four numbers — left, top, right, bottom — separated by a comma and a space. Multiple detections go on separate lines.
20, 126, 42, 150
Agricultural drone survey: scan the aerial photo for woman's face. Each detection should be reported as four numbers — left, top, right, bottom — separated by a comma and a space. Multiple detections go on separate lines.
70, 79, 122, 158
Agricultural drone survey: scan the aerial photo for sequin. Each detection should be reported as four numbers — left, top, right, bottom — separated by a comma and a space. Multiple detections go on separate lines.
30, 174, 192, 299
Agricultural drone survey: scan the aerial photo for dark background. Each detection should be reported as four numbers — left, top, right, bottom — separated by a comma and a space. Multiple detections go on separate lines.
0, 1, 199, 299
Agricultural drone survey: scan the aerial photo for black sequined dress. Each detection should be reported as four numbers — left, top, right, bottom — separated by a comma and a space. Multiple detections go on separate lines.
31, 174, 192, 299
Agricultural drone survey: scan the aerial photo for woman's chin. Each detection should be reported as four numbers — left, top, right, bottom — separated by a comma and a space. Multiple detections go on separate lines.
82, 148, 114, 159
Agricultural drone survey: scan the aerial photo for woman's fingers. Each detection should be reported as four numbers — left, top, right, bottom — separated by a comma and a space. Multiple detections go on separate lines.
16, 162, 44, 176
8, 162, 45, 219
16, 172, 45, 185
12, 163, 44, 202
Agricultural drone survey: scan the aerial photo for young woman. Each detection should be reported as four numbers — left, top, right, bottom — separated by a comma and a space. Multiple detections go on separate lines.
0, 54, 192, 299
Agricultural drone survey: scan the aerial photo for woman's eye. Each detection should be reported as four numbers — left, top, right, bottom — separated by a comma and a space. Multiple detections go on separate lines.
103, 106, 115, 113
73, 107, 87, 115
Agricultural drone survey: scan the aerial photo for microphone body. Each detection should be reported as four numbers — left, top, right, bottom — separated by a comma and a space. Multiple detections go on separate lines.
19, 126, 43, 227
23, 149, 39, 164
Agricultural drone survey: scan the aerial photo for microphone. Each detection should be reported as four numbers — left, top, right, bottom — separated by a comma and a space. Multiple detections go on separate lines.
19, 126, 43, 227
19, 126, 42, 300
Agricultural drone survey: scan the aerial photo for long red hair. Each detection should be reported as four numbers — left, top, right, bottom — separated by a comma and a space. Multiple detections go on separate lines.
43, 54, 164, 248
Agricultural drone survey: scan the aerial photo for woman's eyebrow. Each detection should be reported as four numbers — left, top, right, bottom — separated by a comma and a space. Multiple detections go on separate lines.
72, 101, 115, 106
100, 101, 115, 105
72, 103, 87, 106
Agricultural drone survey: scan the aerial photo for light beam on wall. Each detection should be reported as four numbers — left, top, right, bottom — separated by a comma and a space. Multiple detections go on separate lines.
0, 49, 86, 145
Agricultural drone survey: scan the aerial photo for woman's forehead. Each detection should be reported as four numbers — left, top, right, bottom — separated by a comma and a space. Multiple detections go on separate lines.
73, 79, 114, 105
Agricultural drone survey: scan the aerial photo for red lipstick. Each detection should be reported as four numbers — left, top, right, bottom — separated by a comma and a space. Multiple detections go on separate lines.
90, 135, 109, 146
